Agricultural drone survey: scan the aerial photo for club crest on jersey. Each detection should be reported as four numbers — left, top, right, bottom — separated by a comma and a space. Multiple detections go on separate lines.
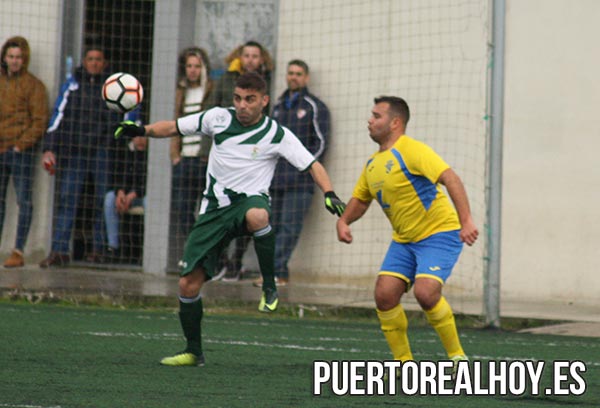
252, 146, 259, 159
297, 109, 307, 119
385, 160, 394, 173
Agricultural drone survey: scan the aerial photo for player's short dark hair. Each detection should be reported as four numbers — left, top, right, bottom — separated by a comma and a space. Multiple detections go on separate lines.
374, 96, 410, 125
288, 59, 309, 74
236, 72, 267, 94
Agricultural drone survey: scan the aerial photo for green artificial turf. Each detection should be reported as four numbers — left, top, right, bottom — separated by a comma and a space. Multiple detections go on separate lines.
0, 303, 598, 408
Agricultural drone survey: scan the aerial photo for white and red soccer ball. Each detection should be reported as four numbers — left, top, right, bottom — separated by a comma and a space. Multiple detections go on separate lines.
102, 72, 143, 113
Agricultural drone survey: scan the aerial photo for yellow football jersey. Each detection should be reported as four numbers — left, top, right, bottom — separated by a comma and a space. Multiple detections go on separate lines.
353, 135, 460, 243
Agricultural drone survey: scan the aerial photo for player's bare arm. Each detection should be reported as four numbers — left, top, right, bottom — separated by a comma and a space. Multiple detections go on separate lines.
114, 120, 178, 140
308, 161, 333, 193
144, 120, 179, 138
308, 162, 346, 217
336, 198, 370, 244
438, 168, 479, 246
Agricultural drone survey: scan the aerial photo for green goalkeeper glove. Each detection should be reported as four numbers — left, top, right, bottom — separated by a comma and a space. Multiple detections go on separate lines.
324, 191, 346, 217
114, 120, 145, 139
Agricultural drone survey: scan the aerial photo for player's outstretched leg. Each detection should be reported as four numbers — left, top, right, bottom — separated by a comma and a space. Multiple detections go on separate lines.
253, 225, 278, 312
161, 293, 205, 366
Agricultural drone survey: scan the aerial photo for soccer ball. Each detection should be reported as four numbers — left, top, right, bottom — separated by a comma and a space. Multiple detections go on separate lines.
102, 72, 143, 113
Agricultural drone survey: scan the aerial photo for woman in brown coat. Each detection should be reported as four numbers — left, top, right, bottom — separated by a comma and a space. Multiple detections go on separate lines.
170, 47, 213, 262
0, 36, 49, 267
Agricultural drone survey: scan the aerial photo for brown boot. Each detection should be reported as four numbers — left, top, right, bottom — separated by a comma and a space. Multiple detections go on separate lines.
39, 252, 70, 268
3, 249, 24, 268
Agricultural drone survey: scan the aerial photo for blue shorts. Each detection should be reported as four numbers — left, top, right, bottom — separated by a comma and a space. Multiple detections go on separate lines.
379, 230, 463, 287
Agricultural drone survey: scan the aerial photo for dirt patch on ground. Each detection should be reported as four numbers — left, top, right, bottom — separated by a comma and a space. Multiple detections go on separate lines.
519, 322, 600, 338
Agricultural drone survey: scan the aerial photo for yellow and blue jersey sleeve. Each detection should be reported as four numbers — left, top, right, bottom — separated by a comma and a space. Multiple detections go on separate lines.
352, 135, 460, 243
353, 162, 376, 203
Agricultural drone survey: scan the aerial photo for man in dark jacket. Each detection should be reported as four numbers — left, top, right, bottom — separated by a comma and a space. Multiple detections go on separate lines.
256, 59, 331, 286
103, 135, 147, 262
39, 46, 134, 267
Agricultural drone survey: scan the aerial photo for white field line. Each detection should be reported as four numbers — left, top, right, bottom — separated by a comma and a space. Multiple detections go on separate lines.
0, 404, 62, 408
78, 331, 600, 367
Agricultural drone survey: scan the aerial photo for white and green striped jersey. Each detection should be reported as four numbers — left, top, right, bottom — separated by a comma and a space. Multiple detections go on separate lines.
177, 107, 316, 214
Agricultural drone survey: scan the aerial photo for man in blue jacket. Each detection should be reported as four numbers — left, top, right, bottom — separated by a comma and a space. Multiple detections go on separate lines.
255, 60, 331, 286
40, 46, 134, 267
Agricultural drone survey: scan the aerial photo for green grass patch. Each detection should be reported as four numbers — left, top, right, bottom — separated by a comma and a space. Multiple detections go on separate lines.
0, 302, 598, 407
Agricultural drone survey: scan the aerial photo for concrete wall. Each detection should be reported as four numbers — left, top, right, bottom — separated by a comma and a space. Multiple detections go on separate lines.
271, 0, 600, 311
501, 0, 600, 306
274, 0, 490, 304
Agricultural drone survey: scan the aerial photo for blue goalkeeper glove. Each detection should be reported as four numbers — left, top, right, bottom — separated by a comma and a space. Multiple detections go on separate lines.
114, 120, 145, 139
324, 191, 346, 217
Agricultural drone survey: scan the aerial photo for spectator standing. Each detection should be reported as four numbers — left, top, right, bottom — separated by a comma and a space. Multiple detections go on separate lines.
39, 45, 127, 267
103, 135, 148, 262
170, 47, 213, 261
0, 36, 49, 267
205, 41, 274, 281
205, 41, 273, 111
254, 60, 330, 286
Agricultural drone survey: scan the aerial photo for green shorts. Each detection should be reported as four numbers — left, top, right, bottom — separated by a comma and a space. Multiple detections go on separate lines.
179, 195, 270, 277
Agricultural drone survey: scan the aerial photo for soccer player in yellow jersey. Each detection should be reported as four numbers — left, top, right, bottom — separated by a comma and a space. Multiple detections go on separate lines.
337, 96, 478, 368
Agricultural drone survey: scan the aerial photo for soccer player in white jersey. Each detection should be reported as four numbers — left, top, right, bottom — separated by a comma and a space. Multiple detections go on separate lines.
115, 72, 345, 366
